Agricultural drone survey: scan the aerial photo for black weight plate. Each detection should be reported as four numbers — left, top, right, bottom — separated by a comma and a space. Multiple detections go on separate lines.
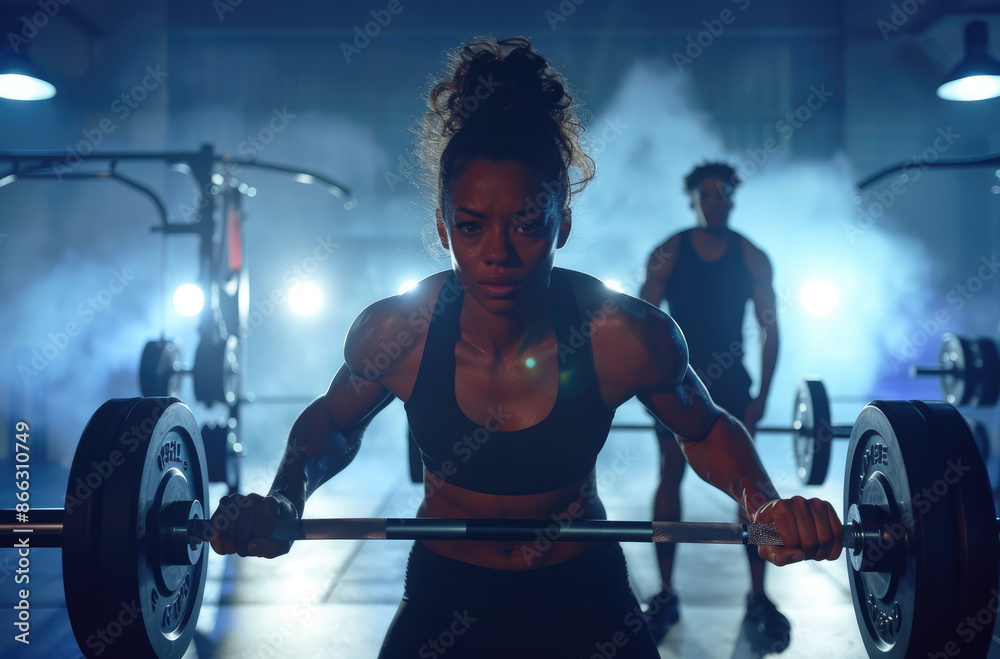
63, 398, 208, 659
202, 422, 242, 489
193, 335, 240, 405
938, 334, 974, 406
966, 419, 991, 464
139, 340, 182, 398
912, 401, 1000, 659
845, 401, 972, 657
792, 378, 832, 485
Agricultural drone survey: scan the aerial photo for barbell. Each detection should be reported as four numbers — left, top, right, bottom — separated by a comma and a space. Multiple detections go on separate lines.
2, 395, 997, 658
910, 333, 1000, 408
601, 378, 853, 486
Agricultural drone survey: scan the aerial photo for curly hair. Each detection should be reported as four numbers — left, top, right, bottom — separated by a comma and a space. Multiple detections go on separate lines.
416, 37, 595, 216
683, 162, 741, 194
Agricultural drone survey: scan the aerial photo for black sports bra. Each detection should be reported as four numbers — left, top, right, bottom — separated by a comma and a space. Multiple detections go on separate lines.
403, 269, 616, 495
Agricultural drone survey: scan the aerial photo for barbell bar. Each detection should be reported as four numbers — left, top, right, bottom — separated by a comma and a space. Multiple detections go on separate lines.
4, 395, 997, 658
0, 510, 853, 549
909, 333, 1000, 407
609, 378, 851, 486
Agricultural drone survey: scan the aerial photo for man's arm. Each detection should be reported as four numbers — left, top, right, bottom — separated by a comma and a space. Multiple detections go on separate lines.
638, 237, 678, 308
742, 242, 778, 430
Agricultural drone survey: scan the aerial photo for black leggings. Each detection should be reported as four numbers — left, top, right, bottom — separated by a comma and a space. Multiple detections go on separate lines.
378, 541, 660, 659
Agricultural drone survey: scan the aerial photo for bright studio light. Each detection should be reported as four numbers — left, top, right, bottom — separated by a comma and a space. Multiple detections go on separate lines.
936, 21, 1000, 101
289, 281, 322, 316
800, 279, 839, 316
937, 75, 1000, 101
398, 279, 419, 295
173, 284, 205, 317
603, 279, 625, 293
0, 73, 56, 101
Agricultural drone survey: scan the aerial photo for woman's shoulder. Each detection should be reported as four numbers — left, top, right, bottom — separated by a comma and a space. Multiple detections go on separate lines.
344, 271, 453, 373
555, 269, 688, 400
555, 268, 679, 334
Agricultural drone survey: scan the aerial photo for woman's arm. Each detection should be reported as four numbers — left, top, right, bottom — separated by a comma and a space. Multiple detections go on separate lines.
267, 367, 396, 519
210, 297, 413, 558
633, 310, 841, 566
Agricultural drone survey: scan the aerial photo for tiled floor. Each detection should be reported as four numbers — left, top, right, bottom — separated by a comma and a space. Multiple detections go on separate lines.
1, 399, 998, 658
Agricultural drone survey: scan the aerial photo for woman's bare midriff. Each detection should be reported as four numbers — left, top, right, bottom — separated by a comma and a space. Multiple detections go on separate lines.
416, 469, 607, 570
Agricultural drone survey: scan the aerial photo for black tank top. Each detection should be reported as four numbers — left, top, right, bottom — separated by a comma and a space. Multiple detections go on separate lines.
664, 229, 754, 391
404, 269, 615, 495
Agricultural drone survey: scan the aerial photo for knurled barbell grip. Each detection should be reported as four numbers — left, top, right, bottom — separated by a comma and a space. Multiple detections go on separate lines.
188, 517, 860, 548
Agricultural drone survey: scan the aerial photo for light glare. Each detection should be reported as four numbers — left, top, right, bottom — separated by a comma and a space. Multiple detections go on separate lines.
398, 279, 419, 295
173, 284, 205, 317
0, 74, 56, 101
936, 75, 1000, 101
800, 279, 839, 317
603, 279, 625, 293
289, 281, 322, 316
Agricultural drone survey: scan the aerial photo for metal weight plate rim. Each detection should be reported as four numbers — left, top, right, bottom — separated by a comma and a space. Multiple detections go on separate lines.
63, 398, 144, 658
912, 400, 1000, 658
793, 378, 832, 486
126, 399, 208, 659
939, 334, 972, 406
843, 401, 960, 657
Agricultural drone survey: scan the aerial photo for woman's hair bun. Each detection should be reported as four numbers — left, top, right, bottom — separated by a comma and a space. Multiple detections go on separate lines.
431, 37, 571, 136
418, 36, 595, 209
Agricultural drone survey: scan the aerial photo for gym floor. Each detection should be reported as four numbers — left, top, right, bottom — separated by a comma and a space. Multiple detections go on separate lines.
2, 397, 998, 658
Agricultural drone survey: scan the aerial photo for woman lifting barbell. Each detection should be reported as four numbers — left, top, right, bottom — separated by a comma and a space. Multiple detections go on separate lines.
207, 36, 843, 658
